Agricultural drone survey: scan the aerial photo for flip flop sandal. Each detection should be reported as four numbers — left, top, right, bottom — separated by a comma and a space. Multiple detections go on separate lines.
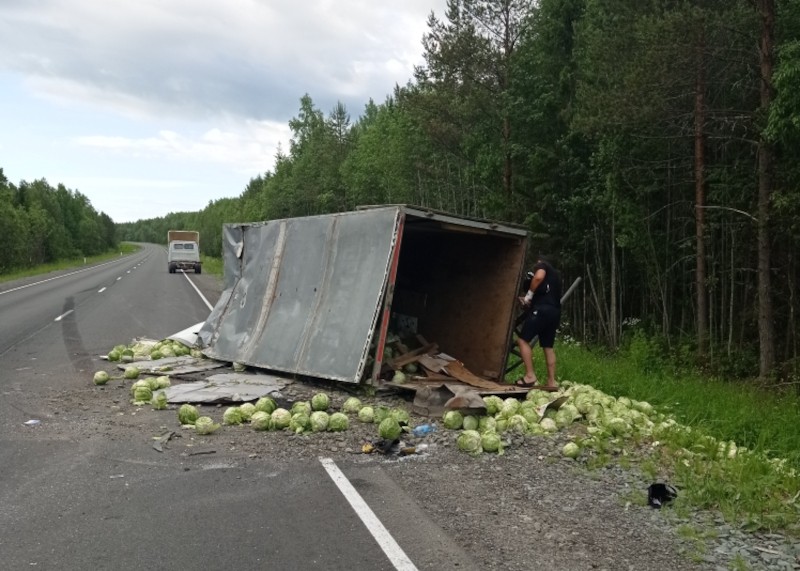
514, 378, 538, 388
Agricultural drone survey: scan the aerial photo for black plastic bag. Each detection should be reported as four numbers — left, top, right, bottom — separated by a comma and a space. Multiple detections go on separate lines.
647, 483, 677, 509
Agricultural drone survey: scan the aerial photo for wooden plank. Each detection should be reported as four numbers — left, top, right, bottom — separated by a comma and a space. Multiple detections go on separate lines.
443, 360, 505, 390
390, 343, 438, 368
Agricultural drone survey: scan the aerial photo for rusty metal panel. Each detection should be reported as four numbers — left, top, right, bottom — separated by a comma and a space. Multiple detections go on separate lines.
200, 208, 400, 383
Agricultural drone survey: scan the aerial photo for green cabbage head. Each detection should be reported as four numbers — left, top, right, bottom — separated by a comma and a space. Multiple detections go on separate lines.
310, 411, 330, 432
481, 431, 503, 454
311, 393, 330, 411
251, 411, 271, 430
238, 403, 256, 421
289, 413, 310, 433
178, 404, 199, 425
378, 417, 402, 440
93, 371, 110, 385
223, 407, 244, 425
271, 408, 292, 430
457, 430, 483, 456
328, 412, 349, 432
358, 406, 375, 423
342, 397, 362, 414
195, 416, 221, 435
443, 411, 464, 430
254, 397, 277, 414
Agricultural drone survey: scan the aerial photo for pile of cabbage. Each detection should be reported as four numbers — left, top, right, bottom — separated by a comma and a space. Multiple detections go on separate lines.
441, 382, 669, 458
174, 393, 361, 436
106, 339, 203, 363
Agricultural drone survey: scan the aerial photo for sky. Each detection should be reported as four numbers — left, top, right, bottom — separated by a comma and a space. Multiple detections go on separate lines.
0, 0, 447, 223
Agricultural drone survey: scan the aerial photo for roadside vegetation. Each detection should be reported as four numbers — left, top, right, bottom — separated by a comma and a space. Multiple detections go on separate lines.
0, 243, 140, 284
505, 336, 800, 535
199, 254, 223, 276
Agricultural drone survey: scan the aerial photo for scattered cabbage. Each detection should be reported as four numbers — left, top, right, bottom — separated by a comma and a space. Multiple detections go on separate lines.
462, 415, 479, 431
540, 418, 558, 432
178, 404, 199, 425
310, 411, 330, 432
562, 442, 580, 459
478, 416, 497, 433
403, 363, 418, 374
123, 366, 140, 380
238, 403, 256, 421
390, 408, 410, 425
311, 393, 330, 411
342, 397, 362, 414
195, 416, 221, 435
254, 397, 277, 414
145, 377, 160, 391
151, 391, 168, 410
160, 346, 175, 358
232, 362, 246, 372
328, 412, 349, 432
132, 386, 152, 404
483, 395, 503, 416
605, 417, 629, 436
155, 375, 171, 389
150, 350, 163, 360
378, 417, 402, 440
481, 431, 503, 454
358, 406, 375, 423
93, 371, 110, 385
223, 407, 244, 425
500, 398, 521, 417
457, 430, 483, 456
392, 370, 407, 384
507, 414, 529, 434
443, 411, 464, 430
291, 401, 312, 417
373, 406, 391, 424
251, 411, 271, 430
107, 350, 121, 362
289, 413, 310, 433
271, 408, 292, 430
495, 419, 509, 433
121, 349, 135, 363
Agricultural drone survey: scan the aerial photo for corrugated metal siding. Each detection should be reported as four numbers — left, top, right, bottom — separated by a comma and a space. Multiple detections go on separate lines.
199, 208, 400, 383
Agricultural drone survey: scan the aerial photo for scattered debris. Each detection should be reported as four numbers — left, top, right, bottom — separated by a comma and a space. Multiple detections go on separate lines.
23, 419, 41, 426
152, 430, 177, 452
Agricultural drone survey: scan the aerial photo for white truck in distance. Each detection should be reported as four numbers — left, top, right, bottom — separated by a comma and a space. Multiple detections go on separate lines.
167, 230, 201, 274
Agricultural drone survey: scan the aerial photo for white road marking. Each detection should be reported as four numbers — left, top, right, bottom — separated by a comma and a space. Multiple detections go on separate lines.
54, 309, 74, 322
98, 287, 107, 293
117, 277, 122, 281
319, 457, 418, 571
181, 272, 214, 311
0, 257, 132, 297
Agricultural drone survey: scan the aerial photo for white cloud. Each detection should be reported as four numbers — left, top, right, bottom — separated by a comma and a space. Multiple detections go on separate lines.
0, 0, 448, 222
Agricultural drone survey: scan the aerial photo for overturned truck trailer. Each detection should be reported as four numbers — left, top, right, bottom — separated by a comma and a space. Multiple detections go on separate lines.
198, 206, 528, 384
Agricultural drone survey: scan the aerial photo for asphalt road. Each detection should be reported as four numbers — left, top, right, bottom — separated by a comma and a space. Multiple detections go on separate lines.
0, 244, 476, 571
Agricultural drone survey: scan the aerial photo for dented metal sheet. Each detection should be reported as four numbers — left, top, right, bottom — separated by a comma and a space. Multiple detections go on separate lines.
199, 208, 400, 383
164, 372, 289, 403
118, 356, 227, 375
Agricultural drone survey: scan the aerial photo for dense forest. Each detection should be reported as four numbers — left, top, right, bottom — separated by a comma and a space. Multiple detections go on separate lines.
0, 168, 117, 272
118, 0, 800, 381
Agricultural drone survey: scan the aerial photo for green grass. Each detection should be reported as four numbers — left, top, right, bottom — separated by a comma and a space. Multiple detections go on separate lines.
0, 243, 140, 284
200, 255, 223, 276
507, 335, 800, 533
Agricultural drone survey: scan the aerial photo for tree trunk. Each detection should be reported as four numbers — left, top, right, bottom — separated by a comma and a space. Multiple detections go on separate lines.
694, 27, 708, 361
756, 0, 775, 379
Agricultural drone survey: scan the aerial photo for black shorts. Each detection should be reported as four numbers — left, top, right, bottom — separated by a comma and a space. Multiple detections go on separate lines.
520, 305, 561, 348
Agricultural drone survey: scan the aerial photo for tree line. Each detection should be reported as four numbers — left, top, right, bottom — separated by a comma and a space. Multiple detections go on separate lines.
0, 168, 117, 273
117, 0, 800, 382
